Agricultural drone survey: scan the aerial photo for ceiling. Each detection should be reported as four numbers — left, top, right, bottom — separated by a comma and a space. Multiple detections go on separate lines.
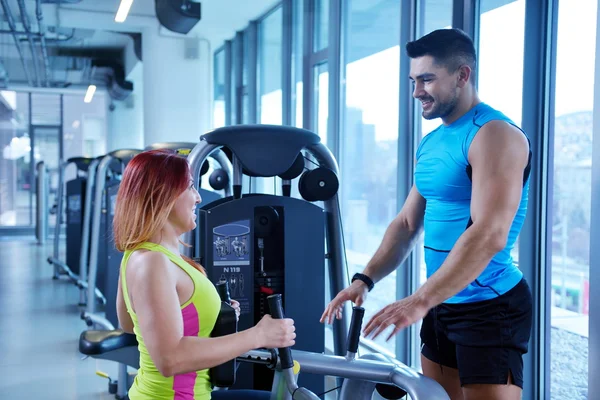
0, 0, 279, 92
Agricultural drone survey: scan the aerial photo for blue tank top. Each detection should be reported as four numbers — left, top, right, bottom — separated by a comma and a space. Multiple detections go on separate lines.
414, 102, 531, 304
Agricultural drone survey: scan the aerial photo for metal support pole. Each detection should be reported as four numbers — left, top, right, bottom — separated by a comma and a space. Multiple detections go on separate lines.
36, 161, 48, 245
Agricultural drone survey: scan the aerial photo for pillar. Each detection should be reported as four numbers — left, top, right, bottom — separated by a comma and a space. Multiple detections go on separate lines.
142, 26, 211, 147
106, 62, 145, 152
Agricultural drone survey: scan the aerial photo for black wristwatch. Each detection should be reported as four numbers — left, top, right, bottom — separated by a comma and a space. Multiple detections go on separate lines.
351, 273, 374, 292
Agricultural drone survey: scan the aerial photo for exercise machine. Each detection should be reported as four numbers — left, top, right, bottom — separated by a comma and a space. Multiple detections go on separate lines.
77, 126, 448, 398
81, 149, 142, 330
182, 125, 346, 394
47, 158, 95, 283
47, 156, 109, 308
233, 294, 450, 400
35, 161, 49, 245
78, 288, 450, 399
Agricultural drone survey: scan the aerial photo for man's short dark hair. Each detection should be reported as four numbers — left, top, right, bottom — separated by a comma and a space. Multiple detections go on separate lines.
406, 28, 477, 81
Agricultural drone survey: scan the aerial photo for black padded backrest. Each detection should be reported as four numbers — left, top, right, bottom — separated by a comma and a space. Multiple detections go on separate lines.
202, 125, 320, 177
144, 142, 198, 157
66, 157, 95, 172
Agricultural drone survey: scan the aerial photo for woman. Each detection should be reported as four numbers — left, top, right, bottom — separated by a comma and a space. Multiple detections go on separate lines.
114, 149, 296, 400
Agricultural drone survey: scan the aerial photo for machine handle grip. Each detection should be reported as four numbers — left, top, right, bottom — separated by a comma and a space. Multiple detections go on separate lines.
347, 306, 365, 354
216, 280, 231, 304
267, 294, 294, 370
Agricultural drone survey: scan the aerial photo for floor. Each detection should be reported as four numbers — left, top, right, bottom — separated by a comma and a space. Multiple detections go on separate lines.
0, 238, 117, 400
0, 236, 391, 400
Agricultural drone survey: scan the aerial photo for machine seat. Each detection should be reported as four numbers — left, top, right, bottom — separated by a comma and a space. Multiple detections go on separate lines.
79, 330, 137, 356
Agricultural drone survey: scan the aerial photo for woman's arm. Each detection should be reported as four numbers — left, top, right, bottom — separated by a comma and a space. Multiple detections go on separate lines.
116, 275, 135, 334
129, 251, 294, 377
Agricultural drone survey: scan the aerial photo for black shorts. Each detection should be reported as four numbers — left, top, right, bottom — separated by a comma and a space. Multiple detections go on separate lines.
420, 277, 533, 388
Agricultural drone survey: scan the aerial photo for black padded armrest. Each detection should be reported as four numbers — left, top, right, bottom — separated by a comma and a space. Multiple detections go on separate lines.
79, 330, 138, 356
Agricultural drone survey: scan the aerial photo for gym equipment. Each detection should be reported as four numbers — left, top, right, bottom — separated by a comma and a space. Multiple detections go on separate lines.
210, 280, 238, 387
47, 157, 101, 301
35, 161, 49, 245
81, 149, 142, 330
76, 127, 447, 398
182, 125, 347, 394
78, 292, 449, 400
78, 149, 142, 400
251, 295, 449, 400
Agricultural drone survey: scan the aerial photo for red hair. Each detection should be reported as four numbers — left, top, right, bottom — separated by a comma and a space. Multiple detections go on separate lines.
113, 149, 206, 275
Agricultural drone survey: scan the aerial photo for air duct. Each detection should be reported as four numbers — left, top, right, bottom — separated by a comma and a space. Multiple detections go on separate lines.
0, 0, 33, 86
155, 0, 201, 34
36, 0, 52, 86
16, 0, 41, 87
40, 0, 83, 3
91, 59, 133, 101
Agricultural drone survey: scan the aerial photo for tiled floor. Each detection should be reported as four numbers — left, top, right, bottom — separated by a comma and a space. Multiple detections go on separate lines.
0, 238, 118, 399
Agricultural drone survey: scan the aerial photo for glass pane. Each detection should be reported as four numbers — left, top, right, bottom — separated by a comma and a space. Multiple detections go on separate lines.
259, 7, 283, 124
314, 0, 329, 51
242, 93, 249, 124
420, 0, 452, 37
231, 40, 239, 125
213, 50, 226, 129
33, 127, 61, 229
292, 0, 304, 128
31, 93, 61, 126
0, 92, 31, 227
550, 1, 596, 399
418, 0, 453, 138
340, 0, 400, 355
412, 0, 455, 370
314, 63, 328, 143
478, 0, 525, 127
243, 33, 249, 87
478, 0, 525, 274
63, 93, 107, 163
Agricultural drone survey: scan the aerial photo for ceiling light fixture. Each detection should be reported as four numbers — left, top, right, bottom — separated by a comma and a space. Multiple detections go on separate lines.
115, 0, 134, 23
84, 85, 96, 103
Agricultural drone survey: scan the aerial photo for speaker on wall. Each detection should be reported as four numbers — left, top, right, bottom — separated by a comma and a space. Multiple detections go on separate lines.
155, 0, 202, 34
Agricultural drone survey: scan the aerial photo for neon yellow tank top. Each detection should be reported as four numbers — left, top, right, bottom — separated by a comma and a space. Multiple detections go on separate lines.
120, 242, 221, 400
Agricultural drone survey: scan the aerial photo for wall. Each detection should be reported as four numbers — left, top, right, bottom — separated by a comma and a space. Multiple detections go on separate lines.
142, 27, 212, 146
106, 63, 145, 152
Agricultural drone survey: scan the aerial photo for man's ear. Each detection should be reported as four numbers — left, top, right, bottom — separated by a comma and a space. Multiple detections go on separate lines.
457, 65, 472, 88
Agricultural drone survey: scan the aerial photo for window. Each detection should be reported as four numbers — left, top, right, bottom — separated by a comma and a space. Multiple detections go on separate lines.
314, 0, 328, 52
213, 49, 226, 129
412, 0, 454, 369
230, 40, 237, 125
1, 93, 31, 227
478, 0, 525, 127
478, 0, 525, 262
258, 7, 283, 124
292, 0, 303, 128
549, 0, 596, 398
314, 63, 328, 143
340, 0, 400, 355
418, 0, 453, 138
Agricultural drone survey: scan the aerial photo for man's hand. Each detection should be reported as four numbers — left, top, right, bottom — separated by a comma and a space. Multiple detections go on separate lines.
362, 295, 431, 342
320, 280, 369, 325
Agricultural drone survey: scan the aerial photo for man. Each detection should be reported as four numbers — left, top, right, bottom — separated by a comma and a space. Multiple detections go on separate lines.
321, 28, 533, 400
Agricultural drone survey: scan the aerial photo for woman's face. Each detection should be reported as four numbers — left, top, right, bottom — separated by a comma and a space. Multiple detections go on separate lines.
168, 176, 202, 234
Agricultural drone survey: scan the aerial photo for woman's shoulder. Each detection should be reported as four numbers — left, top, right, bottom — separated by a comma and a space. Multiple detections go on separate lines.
126, 249, 175, 283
